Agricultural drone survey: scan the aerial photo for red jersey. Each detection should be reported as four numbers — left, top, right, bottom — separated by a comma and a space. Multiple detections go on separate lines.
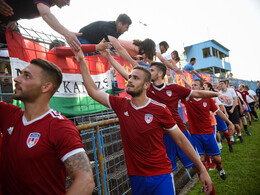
182, 98, 219, 134
147, 83, 192, 131
108, 95, 177, 177
240, 90, 249, 104
0, 102, 84, 194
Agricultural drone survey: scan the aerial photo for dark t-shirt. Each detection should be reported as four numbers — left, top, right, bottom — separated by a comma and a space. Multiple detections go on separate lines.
0, 0, 52, 23
79, 21, 121, 43
256, 88, 260, 101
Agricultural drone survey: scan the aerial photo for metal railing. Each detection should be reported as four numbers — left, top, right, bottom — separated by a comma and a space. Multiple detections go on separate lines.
71, 117, 132, 195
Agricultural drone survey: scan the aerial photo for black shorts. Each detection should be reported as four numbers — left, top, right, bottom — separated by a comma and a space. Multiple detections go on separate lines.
225, 106, 240, 124
248, 102, 255, 112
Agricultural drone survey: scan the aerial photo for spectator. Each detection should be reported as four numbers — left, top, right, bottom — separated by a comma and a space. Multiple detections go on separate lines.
155, 41, 183, 75
0, 58, 94, 194
118, 38, 156, 63
79, 14, 139, 67
0, 0, 81, 50
183, 57, 205, 81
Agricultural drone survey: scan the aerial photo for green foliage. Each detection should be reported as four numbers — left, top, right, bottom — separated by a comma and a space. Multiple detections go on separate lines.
188, 110, 260, 195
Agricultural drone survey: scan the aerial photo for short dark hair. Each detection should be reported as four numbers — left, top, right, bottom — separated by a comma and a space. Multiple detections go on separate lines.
230, 84, 236, 89
204, 81, 217, 92
194, 79, 203, 87
133, 65, 151, 83
159, 41, 169, 49
244, 85, 249, 90
219, 79, 228, 85
133, 38, 156, 61
190, 57, 196, 62
30, 58, 62, 96
116, 14, 132, 25
49, 39, 66, 50
150, 62, 167, 79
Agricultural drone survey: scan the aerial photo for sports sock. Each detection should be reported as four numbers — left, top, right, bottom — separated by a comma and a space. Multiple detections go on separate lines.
230, 136, 234, 142
243, 124, 248, 131
238, 132, 242, 136
215, 159, 222, 171
224, 130, 231, 145
210, 184, 216, 195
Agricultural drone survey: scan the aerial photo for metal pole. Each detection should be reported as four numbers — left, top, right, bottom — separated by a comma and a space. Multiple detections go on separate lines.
95, 125, 107, 195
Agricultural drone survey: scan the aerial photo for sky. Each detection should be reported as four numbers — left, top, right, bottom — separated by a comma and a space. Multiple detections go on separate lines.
19, 0, 260, 81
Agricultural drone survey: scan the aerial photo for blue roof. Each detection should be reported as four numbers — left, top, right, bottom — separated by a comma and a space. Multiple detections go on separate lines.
184, 39, 230, 52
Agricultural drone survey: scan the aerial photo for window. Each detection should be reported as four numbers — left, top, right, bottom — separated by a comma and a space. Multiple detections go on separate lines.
203, 47, 211, 58
219, 51, 226, 60
212, 47, 218, 58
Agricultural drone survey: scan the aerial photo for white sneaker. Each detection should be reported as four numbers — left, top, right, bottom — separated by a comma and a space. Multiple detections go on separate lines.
218, 142, 223, 150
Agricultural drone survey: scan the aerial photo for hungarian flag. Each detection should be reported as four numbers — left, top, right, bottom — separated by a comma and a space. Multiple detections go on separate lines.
6, 29, 113, 116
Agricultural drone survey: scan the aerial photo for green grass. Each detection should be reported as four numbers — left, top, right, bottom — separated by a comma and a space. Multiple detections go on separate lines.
188, 110, 260, 195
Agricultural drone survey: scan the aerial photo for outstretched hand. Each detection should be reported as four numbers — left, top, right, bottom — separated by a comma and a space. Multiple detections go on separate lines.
100, 49, 111, 59
218, 94, 231, 105
65, 32, 82, 51
0, 0, 14, 16
72, 49, 84, 62
6, 21, 17, 30
96, 39, 111, 51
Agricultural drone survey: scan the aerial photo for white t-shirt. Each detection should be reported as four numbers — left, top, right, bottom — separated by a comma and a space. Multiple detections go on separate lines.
162, 53, 172, 60
220, 88, 237, 106
155, 44, 161, 53
247, 89, 256, 104
214, 97, 222, 106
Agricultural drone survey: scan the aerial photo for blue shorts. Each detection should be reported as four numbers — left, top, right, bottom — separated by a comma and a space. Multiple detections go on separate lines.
129, 173, 175, 195
191, 133, 221, 156
243, 104, 251, 113
163, 131, 195, 171
215, 115, 228, 132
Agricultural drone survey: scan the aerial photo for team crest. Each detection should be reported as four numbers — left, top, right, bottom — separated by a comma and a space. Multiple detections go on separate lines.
166, 90, 172, 97
145, 114, 153, 124
26, 133, 41, 148
203, 102, 207, 107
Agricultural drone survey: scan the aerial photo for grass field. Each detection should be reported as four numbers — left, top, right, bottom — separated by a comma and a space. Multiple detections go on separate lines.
188, 110, 260, 195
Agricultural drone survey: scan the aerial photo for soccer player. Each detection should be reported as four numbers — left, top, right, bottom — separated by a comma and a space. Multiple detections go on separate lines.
245, 85, 258, 121
100, 50, 231, 172
203, 82, 233, 152
230, 84, 251, 136
239, 84, 254, 126
182, 79, 234, 181
0, 58, 94, 194
74, 49, 213, 195
219, 80, 244, 143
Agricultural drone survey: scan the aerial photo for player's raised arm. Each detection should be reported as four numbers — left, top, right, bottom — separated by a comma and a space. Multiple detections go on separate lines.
73, 49, 109, 107
101, 50, 129, 80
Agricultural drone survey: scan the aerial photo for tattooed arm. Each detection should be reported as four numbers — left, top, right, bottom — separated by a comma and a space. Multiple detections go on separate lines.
64, 152, 95, 195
